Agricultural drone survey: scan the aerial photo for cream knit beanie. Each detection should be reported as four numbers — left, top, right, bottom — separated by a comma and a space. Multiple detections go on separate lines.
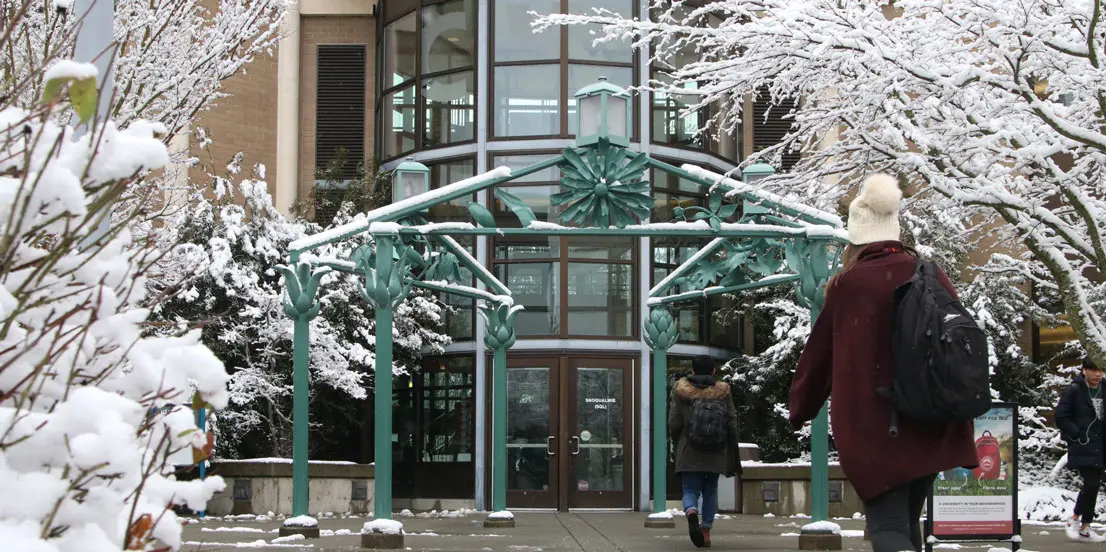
847, 173, 902, 245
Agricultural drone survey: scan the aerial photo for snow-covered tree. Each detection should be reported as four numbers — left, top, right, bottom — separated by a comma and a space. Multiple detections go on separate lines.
536, 0, 1106, 368
151, 154, 450, 459
0, 14, 229, 552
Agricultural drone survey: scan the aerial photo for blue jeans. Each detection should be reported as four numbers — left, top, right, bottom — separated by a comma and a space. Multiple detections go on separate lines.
681, 471, 720, 529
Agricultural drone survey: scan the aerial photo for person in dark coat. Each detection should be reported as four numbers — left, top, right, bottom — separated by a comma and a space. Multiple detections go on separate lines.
1055, 357, 1106, 542
789, 173, 977, 552
669, 356, 740, 548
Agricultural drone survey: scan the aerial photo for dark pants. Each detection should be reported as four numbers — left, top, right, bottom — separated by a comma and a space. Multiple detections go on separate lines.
1076, 468, 1103, 524
862, 474, 936, 552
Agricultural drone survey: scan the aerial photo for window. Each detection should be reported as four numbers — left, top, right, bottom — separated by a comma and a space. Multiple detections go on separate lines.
423, 71, 475, 146
384, 85, 417, 158
567, 0, 632, 63
378, 0, 478, 160
492, 153, 562, 224
648, 6, 743, 163
493, 65, 561, 137
492, 234, 636, 338
490, 0, 636, 140
494, 0, 559, 62
427, 158, 476, 340
314, 45, 367, 225
421, 0, 476, 74
391, 355, 476, 499
384, 13, 417, 87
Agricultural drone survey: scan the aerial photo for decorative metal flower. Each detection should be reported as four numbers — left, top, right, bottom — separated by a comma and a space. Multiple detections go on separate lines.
552, 141, 651, 228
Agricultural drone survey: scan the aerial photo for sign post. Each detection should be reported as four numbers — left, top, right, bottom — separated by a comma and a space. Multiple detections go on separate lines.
925, 403, 1021, 551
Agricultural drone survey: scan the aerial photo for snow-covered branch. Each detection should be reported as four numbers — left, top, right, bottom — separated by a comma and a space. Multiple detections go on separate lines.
537, 0, 1106, 365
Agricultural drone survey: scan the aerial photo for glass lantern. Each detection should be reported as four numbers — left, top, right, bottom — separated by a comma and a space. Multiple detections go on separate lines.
573, 77, 631, 148
392, 157, 430, 206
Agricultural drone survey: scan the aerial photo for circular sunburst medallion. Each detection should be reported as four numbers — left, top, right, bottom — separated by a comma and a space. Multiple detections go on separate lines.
552, 141, 651, 228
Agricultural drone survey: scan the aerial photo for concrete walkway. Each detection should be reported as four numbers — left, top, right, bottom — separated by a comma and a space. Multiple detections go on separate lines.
180, 512, 1083, 552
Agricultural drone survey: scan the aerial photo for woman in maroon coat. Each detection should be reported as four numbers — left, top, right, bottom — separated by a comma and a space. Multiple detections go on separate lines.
789, 173, 977, 552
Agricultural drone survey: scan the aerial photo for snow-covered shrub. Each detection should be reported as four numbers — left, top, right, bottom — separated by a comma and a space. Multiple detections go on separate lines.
150, 156, 450, 459
0, 52, 227, 552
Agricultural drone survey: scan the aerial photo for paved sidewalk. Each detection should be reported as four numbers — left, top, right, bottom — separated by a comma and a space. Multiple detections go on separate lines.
180, 511, 1083, 552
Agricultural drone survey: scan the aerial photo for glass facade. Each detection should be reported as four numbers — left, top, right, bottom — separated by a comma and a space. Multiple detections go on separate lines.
375, 0, 751, 507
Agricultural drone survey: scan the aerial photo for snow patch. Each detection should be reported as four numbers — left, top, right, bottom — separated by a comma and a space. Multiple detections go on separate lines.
363, 519, 404, 534
647, 512, 674, 520
487, 510, 515, 520
271, 534, 305, 543
801, 521, 841, 534
283, 515, 318, 528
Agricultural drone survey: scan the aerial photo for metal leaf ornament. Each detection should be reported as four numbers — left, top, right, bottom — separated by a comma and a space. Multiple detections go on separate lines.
673, 189, 739, 231
276, 262, 332, 320
552, 141, 651, 228
479, 302, 523, 350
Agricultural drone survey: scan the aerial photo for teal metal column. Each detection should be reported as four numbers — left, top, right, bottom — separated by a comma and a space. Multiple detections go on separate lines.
643, 307, 678, 513
360, 235, 409, 520
292, 315, 310, 515
374, 301, 394, 519
790, 239, 835, 524
277, 259, 329, 517
809, 300, 829, 522
480, 303, 519, 512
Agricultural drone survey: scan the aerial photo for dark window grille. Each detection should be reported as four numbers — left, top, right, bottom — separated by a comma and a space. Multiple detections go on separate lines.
315, 44, 367, 225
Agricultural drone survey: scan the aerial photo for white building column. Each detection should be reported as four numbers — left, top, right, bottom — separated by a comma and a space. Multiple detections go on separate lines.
473, 0, 490, 512
637, 0, 655, 512
275, 1, 302, 215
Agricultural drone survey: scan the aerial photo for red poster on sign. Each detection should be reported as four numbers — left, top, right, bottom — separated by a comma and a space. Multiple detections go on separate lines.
578, 480, 589, 491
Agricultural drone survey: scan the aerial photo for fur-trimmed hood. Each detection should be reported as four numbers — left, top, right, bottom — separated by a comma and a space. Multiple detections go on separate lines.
674, 376, 731, 402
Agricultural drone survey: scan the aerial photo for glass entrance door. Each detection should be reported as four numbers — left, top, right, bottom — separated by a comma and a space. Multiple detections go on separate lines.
567, 357, 633, 509
505, 358, 559, 509
502, 356, 634, 510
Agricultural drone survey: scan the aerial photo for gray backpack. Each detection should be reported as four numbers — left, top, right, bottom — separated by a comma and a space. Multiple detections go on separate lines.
686, 398, 728, 451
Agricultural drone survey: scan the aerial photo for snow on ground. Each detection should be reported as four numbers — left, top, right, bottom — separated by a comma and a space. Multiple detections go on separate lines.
487, 510, 514, 520
200, 527, 270, 533
647, 512, 674, 520
270, 534, 305, 543
183, 540, 313, 549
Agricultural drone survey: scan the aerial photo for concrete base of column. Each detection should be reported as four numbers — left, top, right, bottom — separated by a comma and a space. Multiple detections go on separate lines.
798, 530, 843, 550
644, 518, 676, 529
360, 531, 404, 549
278, 525, 320, 539
483, 517, 516, 528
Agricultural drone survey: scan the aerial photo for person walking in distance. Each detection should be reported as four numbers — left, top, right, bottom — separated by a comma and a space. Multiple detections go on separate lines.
668, 356, 740, 548
788, 174, 978, 552
1055, 357, 1106, 542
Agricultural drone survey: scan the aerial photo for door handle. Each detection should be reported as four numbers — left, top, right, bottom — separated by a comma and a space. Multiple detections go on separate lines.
547, 436, 556, 456
570, 436, 580, 455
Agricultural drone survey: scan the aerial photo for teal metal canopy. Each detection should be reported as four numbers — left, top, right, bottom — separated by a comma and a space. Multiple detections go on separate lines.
280, 131, 846, 523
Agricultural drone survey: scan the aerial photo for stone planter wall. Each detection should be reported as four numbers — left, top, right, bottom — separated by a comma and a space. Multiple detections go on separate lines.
740, 463, 863, 518
203, 460, 374, 516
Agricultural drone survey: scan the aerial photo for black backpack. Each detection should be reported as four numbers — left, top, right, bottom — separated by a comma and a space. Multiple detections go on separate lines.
881, 260, 991, 435
685, 397, 729, 451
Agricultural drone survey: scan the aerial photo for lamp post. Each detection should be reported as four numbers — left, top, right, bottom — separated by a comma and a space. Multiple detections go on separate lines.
371, 157, 430, 522
573, 77, 631, 148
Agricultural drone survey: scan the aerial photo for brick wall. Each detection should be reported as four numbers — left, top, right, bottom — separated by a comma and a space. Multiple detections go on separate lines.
189, 43, 279, 194
299, 15, 376, 207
